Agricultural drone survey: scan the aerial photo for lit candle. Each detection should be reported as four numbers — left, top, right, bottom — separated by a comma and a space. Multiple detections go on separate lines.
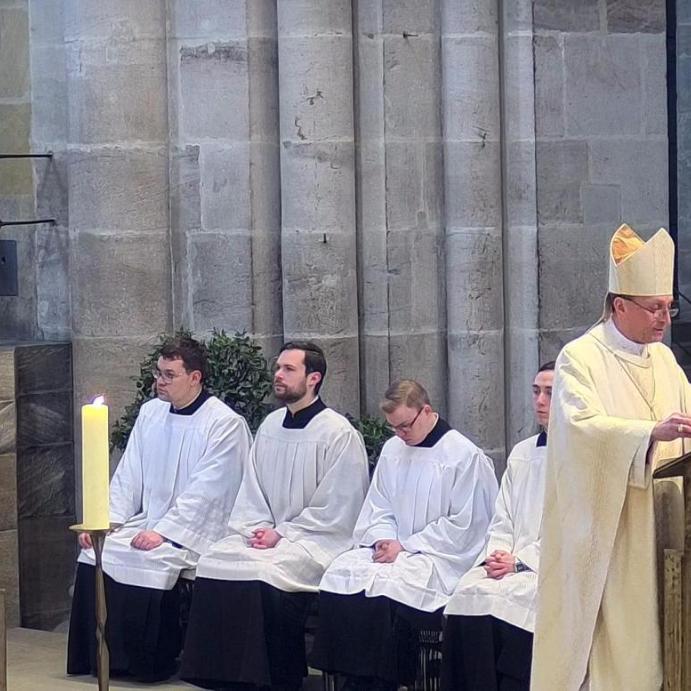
81, 395, 110, 529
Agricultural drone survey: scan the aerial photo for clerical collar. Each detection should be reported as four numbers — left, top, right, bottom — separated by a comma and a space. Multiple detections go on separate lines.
604, 318, 647, 357
170, 388, 210, 416
537, 431, 547, 447
282, 397, 327, 429
414, 417, 452, 448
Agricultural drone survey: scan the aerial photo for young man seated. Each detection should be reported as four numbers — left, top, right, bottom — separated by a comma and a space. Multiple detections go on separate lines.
310, 379, 498, 691
441, 362, 555, 691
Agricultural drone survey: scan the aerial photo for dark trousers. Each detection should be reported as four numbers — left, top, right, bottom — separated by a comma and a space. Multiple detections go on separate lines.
441, 614, 533, 691
66, 562, 182, 682
180, 578, 315, 691
310, 591, 442, 689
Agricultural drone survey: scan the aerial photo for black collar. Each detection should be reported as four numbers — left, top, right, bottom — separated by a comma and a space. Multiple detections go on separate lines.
414, 417, 452, 448
282, 397, 327, 429
170, 389, 211, 416
537, 431, 547, 447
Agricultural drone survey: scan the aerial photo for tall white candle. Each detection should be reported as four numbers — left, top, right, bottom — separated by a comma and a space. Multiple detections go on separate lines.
81, 395, 110, 529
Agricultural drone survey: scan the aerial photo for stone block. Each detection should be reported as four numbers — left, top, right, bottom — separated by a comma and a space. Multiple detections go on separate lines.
446, 329, 505, 451
504, 225, 539, 329
359, 334, 392, 416
35, 154, 68, 228
179, 40, 250, 140
642, 35, 667, 135
278, 35, 354, 142
170, 145, 201, 233
444, 140, 501, 228
17, 444, 74, 519
387, 226, 446, 332
441, 0, 498, 34
28, 0, 65, 44
189, 232, 253, 333
280, 141, 355, 232
538, 224, 611, 330
505, 141, 537, 226
247, 0, 277, 38
446, 229, 504, 332
504, 327, 540, 447
66, 41, 168, 145
281, 229, 358, 335
247, 37, 279, 141
564, 34, 642, 136
606, 0, 665, 34
589, 139, 668, 225
679, 55, 691, 115
277, 0, 352, 35
249, 232, 283, 339
534, 35, 564, 137
581, 184, 622, 226
383, 34, 440, 139
383, 0, 440, 34
680, 24, 691, 58
18, 515, 77, 630
16, 392, 72, 449
535, 140, 588, 224
502, 0, 534, 33
502, 34, 536, 142
442, 35, 500, 143
200, 145, 251, 231
356, 140, 386, 231
534, 0, 600, 32
63, 0, 165, 41
71, 232, 171, 338
168, 0, 248, 40
0, 528, 20, 626
36, 227, 70, 340
0, 348, 15, 399
29, 44, 67, 145
0, 7, 29, 97
354, 34, 385, 141
15, 343, 71, 394
0, 104, 32, 195
388, 331, 448, 415
0, 453, 17, 531
248, 141, 281, 233
68, 148, 168, 232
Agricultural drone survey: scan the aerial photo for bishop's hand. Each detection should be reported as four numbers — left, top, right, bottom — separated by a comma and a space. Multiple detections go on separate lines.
651, 413, 691, 442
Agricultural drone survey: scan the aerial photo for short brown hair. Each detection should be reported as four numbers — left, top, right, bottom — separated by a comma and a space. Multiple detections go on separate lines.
380, 379, 431, 415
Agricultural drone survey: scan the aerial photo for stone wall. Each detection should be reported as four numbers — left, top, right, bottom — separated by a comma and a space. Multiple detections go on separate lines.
533, 0, 669, 359
0, 0, 671, 476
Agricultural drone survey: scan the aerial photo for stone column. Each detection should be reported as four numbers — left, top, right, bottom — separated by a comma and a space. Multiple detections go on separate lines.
501, 0, 540, 448
442, 1, 505, 462
65, 1, 171, 450
167, 0, 283, 355
277, 0, 359, 414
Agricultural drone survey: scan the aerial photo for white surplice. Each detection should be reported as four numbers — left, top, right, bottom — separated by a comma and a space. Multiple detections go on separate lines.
196, 406, 370, 592
78, 396, 252, 590
444, 434, 546, 631
318, 426, 498, 612
531, 319, 691, 691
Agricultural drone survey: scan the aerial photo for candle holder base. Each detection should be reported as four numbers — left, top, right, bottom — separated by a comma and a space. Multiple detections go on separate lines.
70, 523, 122, 691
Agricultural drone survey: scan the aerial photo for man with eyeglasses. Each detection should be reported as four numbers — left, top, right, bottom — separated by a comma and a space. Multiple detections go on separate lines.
531, 224, 691, 691
180, 341, 369, 691
67, 335, 252, 682
308, 379, 498, 691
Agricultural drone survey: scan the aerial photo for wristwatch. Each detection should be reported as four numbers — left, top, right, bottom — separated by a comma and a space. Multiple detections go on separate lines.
515, 559, 530, 573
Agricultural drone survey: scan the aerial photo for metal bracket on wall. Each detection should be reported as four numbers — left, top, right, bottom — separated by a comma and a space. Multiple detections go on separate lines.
0, 152, 53, 159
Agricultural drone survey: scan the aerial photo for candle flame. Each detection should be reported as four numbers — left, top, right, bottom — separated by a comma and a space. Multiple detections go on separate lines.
93, 395, 105, 406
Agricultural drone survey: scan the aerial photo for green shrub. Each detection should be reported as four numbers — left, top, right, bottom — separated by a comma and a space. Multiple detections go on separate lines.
111, 329, 272, 451
347, 413, 394, 472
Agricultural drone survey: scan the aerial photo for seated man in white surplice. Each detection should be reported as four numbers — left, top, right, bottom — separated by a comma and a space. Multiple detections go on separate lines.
441, 361, 554, 691
67, 335, 252, 682
309, 379, 498, 691
180, 341, 370, 691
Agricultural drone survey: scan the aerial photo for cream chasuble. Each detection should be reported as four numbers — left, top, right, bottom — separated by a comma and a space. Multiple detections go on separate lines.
78, 396, 252, 590
196, 406, 370, 592
445, 433, 546, 631
319, 424, 498, 612
531, 319, 690, 691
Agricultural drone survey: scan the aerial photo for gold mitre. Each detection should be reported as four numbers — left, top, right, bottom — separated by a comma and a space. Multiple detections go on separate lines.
608, 223, 674, 296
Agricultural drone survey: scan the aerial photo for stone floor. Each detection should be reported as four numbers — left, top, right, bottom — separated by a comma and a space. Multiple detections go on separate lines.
6, 627, 325, 690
